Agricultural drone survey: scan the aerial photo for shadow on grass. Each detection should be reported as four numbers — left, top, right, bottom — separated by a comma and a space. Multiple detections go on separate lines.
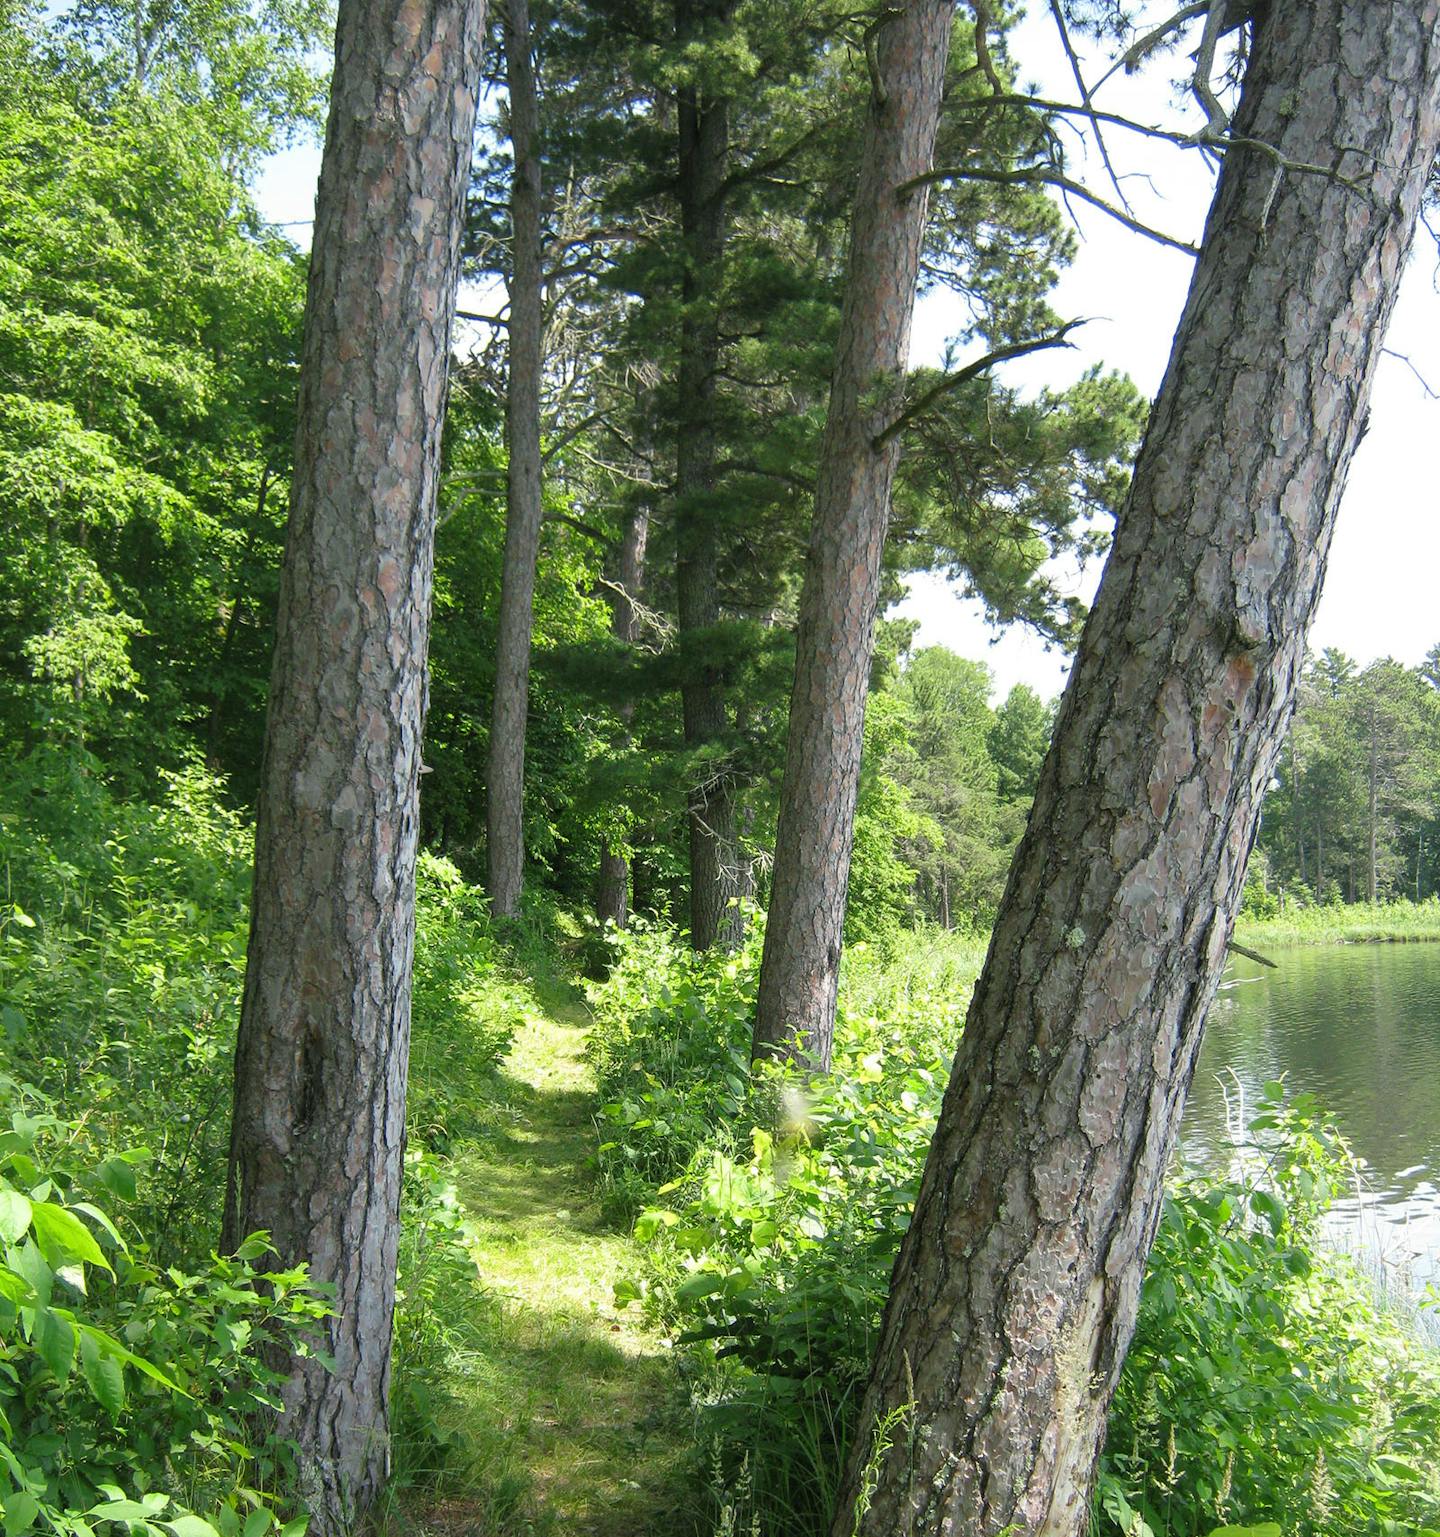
392, 1014, 709, 1537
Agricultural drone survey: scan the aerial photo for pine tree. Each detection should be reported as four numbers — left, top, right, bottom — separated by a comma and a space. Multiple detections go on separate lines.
220, 0, 486, 1524
834, 4, 1440, 1532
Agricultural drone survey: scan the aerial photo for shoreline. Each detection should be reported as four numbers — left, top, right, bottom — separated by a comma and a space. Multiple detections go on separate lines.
1233, 899, 1440, 949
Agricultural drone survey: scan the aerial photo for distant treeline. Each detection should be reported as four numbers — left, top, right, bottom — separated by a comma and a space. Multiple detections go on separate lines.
1251, 647, 1440, 908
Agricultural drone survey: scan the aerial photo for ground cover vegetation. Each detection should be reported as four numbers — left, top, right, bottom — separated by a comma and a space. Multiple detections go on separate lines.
3, 0, 1440, 1531
590, 929, 1440, 1537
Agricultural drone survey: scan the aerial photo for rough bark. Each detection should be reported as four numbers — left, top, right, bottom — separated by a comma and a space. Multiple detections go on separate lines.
219, 0, 485, 1527
675, 0, 741, 952
752, 0, 953, 1069
597, 500, 650, 928
835, 6, 1440, 1535
486, 0, 545, 917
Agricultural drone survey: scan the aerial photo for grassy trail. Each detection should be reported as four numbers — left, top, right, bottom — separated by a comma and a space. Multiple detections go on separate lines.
414, 998, 704, 1537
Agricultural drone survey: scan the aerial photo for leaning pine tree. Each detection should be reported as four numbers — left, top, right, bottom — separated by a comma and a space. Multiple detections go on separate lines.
834, 4, 1440, 1535
220, 0, 486, 1527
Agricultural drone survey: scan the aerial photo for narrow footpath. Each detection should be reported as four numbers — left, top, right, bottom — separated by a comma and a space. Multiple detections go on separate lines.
417, 1001, 705, 1537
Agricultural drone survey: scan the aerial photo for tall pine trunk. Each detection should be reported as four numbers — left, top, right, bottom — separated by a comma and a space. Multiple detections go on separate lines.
597, 500, 650, 927
486, 0, 544, 917
752, 0, 953, 1068
835, 6, 1440, 1534
220, 0, 485, 1526
675, 0, 740, 952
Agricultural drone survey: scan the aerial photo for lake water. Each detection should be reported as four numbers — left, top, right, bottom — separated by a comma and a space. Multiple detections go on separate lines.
1181, 941, 1440, 1311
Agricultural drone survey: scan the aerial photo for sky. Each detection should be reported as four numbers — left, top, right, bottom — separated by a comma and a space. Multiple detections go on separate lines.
254, 5, 1440, 707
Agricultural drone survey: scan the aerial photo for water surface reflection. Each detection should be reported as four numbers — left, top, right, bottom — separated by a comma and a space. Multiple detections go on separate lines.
1183, 942, 1440, 1298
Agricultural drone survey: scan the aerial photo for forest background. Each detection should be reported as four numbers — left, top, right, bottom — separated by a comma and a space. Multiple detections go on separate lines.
2, 1, 1440, 1535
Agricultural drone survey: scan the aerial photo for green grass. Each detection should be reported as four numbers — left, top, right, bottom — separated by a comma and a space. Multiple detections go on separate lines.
841, 925, 988, 1018
1235, 896, 1440, 947
390, 997, 707, 1537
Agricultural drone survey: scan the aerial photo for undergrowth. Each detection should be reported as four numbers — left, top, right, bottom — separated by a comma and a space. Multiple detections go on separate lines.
0, 746, 543, 1531
1235, 896, 1440, 947
589, 921, 1440, 1537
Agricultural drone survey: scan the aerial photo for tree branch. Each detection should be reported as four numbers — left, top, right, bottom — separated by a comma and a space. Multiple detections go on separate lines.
1085, 2, 1207, 95
1189, 0, 1233, 141
948, 93, 1375, 195
872, 321, 1088, 450
1382, 346, 1440, 399
904, 163, 1200, 255
545, 509, 611, 543
1047, 0, 1131, 212
972, 1, 1005, 96
1226, 938, 1278, 969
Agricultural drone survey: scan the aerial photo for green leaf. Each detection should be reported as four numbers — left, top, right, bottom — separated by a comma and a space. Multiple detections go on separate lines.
89, 1495, 170, 1521
11, 1242, 52, 1307
1249, 1189, 1286, 1236
0, 1267, 33, 1305
30, 1203, 111, 1273
0, 1190, 32, 1244
33, 1305, 75, 1381
633, 1208, 679, 1243
2, 1491, 40, 1536
1281, 1246, 1311, 1276
80, 1329, 125, 1417
164, 1515, 224, 1537
278, 1520, 309, 1537
675, 1271, 724, 1302
96, 1158, 138, 1202
70, 1201, 125, 1252
612, 1277, 643, 1307
241, 1508, 273, 1537
56, 1262, 87, 1295
75, 1323, 186, 1396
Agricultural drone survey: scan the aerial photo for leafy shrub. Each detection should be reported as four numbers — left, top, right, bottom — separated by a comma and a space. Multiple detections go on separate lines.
1100, 1086, 1440, 1537
1238, 862, 1280, 922
587, 921, 761, 1219
387, 1143, 491, 1502
1234, 895, 1440, 946
0, 755, 527, 1251
595, 923, 1440, 1537
0, 751, 527, 1529
0, 1078, 326, 1536
591, 923, 971, 1528
409, 854, 533, 1151
0, 753, 252, 1260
